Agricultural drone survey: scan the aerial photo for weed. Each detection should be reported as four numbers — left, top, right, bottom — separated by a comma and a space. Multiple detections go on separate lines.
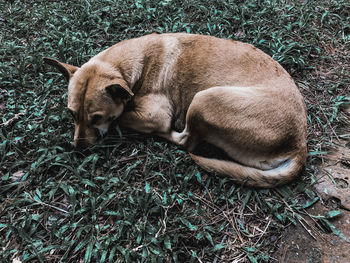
0, 0, 349, 262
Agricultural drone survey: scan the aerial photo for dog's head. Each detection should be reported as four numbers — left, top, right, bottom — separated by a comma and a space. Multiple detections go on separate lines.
44, 57, 134, 149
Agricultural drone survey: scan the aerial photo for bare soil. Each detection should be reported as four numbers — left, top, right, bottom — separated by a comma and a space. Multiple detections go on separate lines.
273, 141, 350, 262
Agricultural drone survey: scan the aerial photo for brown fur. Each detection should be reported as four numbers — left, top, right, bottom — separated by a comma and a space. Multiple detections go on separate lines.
44, 33, 307, 188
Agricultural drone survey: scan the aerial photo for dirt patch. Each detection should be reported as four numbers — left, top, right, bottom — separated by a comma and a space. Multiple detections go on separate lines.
315, 141, 350, 210
274, 141, 350, 262
273, 202, 350, 263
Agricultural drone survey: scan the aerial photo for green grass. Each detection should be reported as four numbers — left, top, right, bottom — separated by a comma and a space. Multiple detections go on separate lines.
0, 0, 349, 262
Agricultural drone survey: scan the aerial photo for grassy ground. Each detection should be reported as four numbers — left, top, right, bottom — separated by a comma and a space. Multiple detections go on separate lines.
0, 0, 349, 262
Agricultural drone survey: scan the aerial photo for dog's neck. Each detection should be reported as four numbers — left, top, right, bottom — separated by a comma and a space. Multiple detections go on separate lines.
95, 34, 174, 95
118, 55, 144, 92
94, 38, 148, 94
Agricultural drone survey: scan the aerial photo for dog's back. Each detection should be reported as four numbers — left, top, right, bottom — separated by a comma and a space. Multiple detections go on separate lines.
101, 33, 303, 131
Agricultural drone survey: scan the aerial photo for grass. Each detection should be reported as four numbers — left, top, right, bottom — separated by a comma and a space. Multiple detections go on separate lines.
0, 0, 349, 262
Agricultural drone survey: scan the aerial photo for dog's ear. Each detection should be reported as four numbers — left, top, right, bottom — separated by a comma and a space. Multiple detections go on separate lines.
43, 57, 79, 82
106, 81, 134, 101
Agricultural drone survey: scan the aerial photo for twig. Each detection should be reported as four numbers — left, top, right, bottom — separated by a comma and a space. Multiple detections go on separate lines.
254, 218, 271, 246
29, 195, 68, 214
276, 193, 317, 241
302, 209, 327, 242
222, 209, 244, 244
196, 255, 204, 263
0, 110, 26, 127
132, 224, 164, 252
317, 102, 341, 143
212, 235, 228, 263
193, 193, 220, 211
296, 215, 317, 240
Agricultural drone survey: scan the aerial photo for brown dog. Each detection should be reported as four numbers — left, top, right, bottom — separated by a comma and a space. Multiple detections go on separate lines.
44, 33, 307, 188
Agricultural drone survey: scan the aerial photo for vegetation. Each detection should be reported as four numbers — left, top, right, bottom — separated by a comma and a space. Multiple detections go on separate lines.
0, 0, 349, 262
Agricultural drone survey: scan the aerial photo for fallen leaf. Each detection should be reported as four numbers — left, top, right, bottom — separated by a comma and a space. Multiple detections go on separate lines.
11, 170, 25, 182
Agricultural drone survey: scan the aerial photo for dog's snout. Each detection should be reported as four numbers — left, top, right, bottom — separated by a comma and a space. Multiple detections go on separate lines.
95, 128, 102, 140
72, 124, 99, 150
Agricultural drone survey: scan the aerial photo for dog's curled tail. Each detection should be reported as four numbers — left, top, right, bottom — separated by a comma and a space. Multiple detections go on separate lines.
189, 153, 306, 188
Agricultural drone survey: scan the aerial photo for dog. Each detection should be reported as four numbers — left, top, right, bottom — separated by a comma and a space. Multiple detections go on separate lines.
44, 33, 307, 188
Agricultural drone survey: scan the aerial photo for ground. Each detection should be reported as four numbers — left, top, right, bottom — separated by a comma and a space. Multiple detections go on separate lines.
0, 1, 349, 262
274, 139, 350, 263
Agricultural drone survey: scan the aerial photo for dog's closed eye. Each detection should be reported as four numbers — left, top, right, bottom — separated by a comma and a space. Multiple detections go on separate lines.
90, 114, 103, 125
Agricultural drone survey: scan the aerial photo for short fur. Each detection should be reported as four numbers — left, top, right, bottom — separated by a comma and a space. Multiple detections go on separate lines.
44, 33, 307, 188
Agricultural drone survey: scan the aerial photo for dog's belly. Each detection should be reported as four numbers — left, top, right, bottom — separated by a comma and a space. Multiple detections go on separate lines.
203, 134, 289, 170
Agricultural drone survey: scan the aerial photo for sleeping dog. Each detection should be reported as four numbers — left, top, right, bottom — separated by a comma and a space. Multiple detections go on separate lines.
44, 33, 307, 188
